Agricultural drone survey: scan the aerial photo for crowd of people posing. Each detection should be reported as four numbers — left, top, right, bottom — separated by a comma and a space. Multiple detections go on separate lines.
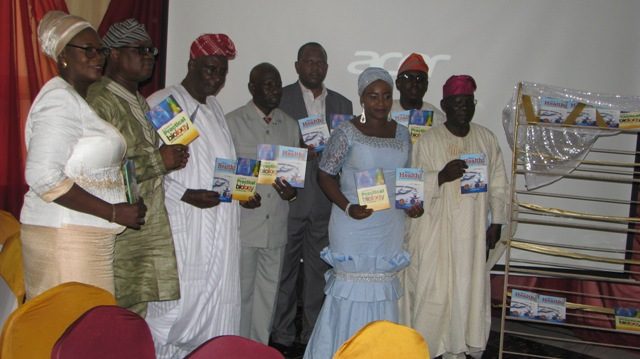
20, 10, 508, 359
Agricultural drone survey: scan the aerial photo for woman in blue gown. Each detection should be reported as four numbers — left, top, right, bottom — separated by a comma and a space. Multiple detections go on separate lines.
304, 67, 424, 358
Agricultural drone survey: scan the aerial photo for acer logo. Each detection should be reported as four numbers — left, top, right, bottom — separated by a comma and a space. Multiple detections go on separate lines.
346, 51, 451, 76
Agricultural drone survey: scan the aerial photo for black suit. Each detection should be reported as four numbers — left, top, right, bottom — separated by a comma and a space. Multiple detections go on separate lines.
271, 82, 352, 345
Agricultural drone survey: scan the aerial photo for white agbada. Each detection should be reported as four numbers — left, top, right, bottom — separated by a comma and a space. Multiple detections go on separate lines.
401, 123, 508, 358
145, 85, 241, 359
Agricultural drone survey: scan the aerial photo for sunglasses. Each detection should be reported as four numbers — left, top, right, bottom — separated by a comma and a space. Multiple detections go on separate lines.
118, 46, 159, 56
66, 44, 111, 58
399, 73, 428, 83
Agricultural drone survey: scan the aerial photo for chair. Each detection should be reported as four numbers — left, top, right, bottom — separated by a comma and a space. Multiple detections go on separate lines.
51, 305, 155, 359
333, 320, 430, 359
185, 335, 285, 359
0, 211, 24, 330
0, 282, 116, 359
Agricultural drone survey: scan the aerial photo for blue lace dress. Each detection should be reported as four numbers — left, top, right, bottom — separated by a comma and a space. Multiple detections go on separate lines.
304, 120, 411, 359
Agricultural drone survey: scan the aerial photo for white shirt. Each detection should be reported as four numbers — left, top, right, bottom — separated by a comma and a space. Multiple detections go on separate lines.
299, 81, 327, 119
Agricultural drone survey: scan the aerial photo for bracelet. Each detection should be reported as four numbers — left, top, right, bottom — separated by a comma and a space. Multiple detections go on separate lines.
344, 203, 352, 218
288, 195, 297, 202
110, 204, 116, 223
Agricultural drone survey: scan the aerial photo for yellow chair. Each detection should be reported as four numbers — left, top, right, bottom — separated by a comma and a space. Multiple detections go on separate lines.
0, 282, 116, 359
333, 320, 430, 359
0, 214, 25, 304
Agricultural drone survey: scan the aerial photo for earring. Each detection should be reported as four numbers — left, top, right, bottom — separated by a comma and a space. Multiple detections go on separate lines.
61, 60, 68, 69
387, 112, 392, 122
359, 104, 366, 124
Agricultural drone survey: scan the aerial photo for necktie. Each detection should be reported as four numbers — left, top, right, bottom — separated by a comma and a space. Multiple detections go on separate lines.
264, 116, 272, 124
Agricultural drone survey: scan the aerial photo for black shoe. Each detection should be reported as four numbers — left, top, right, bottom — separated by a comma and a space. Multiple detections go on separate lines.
268, 341, 290, 355
287, 342, 307, 358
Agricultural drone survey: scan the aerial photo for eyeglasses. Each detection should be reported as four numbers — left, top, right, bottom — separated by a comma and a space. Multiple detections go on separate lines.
118, 46, 159, 56
399, 73, 428, 83
65, 44, 110, 58
447, 97, 478, 108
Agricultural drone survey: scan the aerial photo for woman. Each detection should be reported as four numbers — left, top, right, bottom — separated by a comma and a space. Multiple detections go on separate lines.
304, 67, 423, 358
20, 11, 145, 299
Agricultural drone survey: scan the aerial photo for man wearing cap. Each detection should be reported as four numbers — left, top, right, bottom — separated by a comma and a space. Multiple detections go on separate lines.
271, 42, 352, 355
144, 34, 259, 359
402, 75, 508, 359
226, 62, 300, 345
392, 53, 445, 126
87, 18, 185, 316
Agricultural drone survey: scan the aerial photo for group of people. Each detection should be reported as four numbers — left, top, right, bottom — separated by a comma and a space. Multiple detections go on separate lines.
19, 10, 508, 359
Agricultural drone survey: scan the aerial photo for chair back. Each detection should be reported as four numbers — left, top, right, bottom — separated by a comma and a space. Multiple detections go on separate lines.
185, 335, 284, 359
0, 210, 24, 303
0, 282, 115, 359
333, 320, 430, 359
51, 305, 155, 359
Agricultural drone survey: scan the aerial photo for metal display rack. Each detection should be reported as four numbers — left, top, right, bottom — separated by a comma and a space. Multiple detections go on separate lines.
498, 84, 640, 358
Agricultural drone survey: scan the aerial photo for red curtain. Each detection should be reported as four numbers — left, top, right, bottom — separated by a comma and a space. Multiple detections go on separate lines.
0, 0, 67, 219
97, 0, 169, 97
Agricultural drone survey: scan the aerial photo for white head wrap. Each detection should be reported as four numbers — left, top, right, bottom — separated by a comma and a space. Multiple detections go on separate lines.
357, 67, 394, 96
37, 11, 93, 61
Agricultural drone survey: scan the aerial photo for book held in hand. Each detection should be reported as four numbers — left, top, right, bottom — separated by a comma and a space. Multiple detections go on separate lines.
391, 110, 411, 127
146, 95, 199, 145
460, 153, 488, 194
121, 159, 139, 204
256, 144, 278, 185
395, 168, 424, 209
276, 146, 308, 188
233, 158, 260, 201
212, 158, 237, 203
298, 114, 329, 152
355, 168, 390, 211
329, 114, 352, 132
408, 110, 433, 144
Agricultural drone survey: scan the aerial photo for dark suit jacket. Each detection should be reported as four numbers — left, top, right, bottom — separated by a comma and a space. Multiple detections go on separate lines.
279, 82, 353, 218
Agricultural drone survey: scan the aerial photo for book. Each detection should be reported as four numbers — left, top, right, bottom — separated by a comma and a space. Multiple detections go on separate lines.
395, 168, 424, 209
329, 113, 352, 132
355, 168, 390, 211
537, 294, 566, 322
619, 111, 640, 129
146, 95, 199, 145
614, 307, 640, 332
460, 153, 488, 194
256, 144, 278, 185
597, 108, 620, 128
298, 114, 330, 152
510, 289, 538, 319
391, 110, 411, 127
276, 145, 308, 188
233, 158, 260, 201
538, 97, 576, 124
408, 110, 434, 144
212, 158, 237, 203
121, 159, 139, 204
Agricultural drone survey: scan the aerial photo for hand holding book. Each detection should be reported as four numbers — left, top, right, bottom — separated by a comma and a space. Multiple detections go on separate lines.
181, 189, 221, 208
239, 192, 262, 209
438, 159, 468, 186
346, 203, 373, 220
272, 177, 297, 201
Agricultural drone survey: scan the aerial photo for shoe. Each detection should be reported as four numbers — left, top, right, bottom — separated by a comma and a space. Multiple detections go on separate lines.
269, 341, 290, 355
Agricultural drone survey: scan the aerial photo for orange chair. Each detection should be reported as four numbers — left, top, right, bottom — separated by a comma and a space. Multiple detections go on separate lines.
185, 335, 284, 359
0, 210, 24, 304
333, 320, 430, 359
0, 282, 116, 359
51, 305, 155, 359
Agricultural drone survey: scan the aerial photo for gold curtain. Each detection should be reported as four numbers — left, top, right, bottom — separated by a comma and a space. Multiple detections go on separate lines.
65, 0, 110, 29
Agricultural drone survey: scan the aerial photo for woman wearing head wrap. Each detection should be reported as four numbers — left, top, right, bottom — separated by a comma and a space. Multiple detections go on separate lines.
20, 11, 146, 299
304, 67, 424, 358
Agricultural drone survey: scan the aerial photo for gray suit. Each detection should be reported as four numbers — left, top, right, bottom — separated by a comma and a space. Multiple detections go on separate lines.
271, 82, 352, 345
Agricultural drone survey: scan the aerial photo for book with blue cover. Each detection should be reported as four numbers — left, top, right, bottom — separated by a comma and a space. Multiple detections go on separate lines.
408, 110, 433, 144
298, 114, 329, 152
146, 95, 199, 145
355, 168, 390, 211
256, 144, 278, 185
233, 158, 259, 201
276, 145, 308, 188
329, 113, 352, 132
212, 158, 237, 203
395, 168, 424, 209
510, 289, 538, 319
460, 153, 488, 194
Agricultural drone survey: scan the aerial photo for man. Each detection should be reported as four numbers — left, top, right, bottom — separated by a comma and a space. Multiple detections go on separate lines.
226, 63, 300, 344
402, 75, 508, 359
392, 53, 445, 126
144, 34, 260, 359
271, 42, 352, 355
87, 19, 185, 315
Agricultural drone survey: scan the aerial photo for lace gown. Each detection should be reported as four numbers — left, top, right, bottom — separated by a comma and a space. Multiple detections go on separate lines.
304, 120, 411, 359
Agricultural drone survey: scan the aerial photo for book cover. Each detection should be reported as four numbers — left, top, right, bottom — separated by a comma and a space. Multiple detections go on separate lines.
330, 113, 352, 132
619, 111, 640, 129
212, 158, 237, 203
233, 158, 259, 201
256, 144, 278, 185
510, 289, 538, 319
598, 108, 620, 128
355, 168, 390, 211
122, 159, 139, 204
574, 107, 597, 126
537, 294, 566, 322
460, 153, 488, 194
395, 168, 424, 209
538, 97, 575, 124
391, 110, 411, 127
146, 95, 200, 145
298, 114, 330, 152
276, 145, 308, 188
614, 307, 640, 332
408, 110, 434, 144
